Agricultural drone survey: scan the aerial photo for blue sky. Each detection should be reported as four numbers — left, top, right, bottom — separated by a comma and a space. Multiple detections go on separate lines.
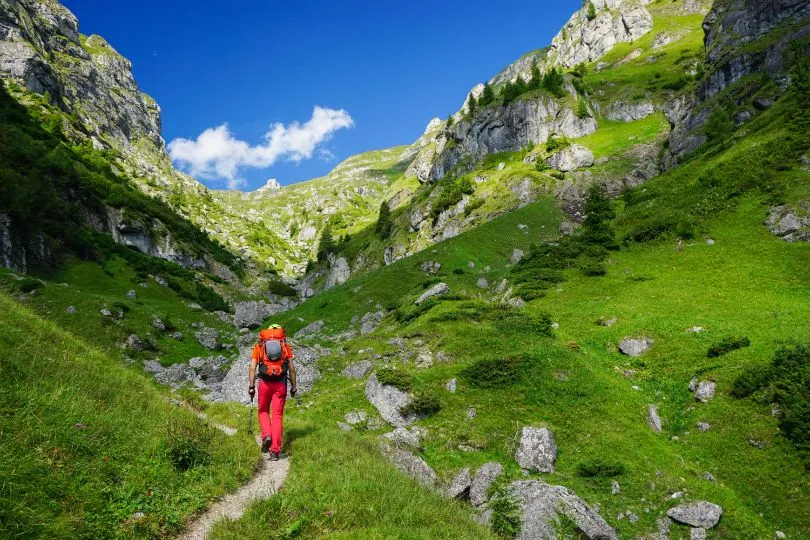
61, 0, 581, 190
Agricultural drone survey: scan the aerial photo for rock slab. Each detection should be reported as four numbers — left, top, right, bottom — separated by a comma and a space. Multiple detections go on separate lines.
515, 426, 557, 473
365, 373, 415, 427
667, 501, 723, 529
470, 462, 504, 506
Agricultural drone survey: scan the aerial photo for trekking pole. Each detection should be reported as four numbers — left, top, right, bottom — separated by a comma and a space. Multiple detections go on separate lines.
248, 395, 255, 434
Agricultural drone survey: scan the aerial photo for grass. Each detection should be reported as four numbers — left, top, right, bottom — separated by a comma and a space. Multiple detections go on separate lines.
574, 113, 670, 159
0, 291, 257, 538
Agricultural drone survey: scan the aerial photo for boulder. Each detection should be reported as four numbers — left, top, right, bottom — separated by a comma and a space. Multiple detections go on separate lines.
233, 300, 285, 329
619, 337, 654, 356
126, 289, 137, 299
446, 468, 472, 500
470, 462, 504, 506
693, 380, 716, 403
125, 334, 149, 352
382, 426, 425, 449
65, 305, 76, 314
326, 256, 351, 289
365, 373, 415, 427
508, 479, 617, 539
415, 282, 449, 305
420, 260, 442, 275
341, 360, 373, 379
545, 144, 595, 172
476, 277, 489, 289
195, 327, 221, 350
360, 310, 386, 335
152, 317, 166, 331
648, 404, 663, 433
667, 501, 723, 529
295, 320, 325, 338
445, 378, 457, 393
510, 248, 525, 265
378, 442, 436, 487
515, 426, 557, 473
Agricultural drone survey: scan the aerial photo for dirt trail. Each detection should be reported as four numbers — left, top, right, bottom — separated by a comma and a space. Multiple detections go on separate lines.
171, 399, 289, 539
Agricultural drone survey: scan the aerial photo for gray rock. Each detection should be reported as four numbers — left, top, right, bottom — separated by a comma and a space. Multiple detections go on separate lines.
697, 421, 711, 432
420, 260, 442, 275
233, 301, 285, 329
754, 97, 775, 110
667, 501, 723, 529
648, 405, 663, 433
360, 310, 386, 335
694, 380, 716, 403
476, 277, 489, 289
415, 282, 449, 305
510, 248, 525, 265
154, 276, 169, 287
545, 144, 595, 172
776, 531, 786, 539
378, 441, 436, 487
382, 426, 425, 449
365, 373, 415, 427
466, 407, 477, 420
734, 110, 752, 126
691, 528, 707, 539
515, 426, 557, 473
295, 320, 325, 338
470, 462, 504, 506
344, 410, 368, 425
152, 317, 166, 331
508, 479, 617, 540
195, 327, 221, 350
415, 350, 434, 368
326, 256, 351, 289
125, 334, 149, 352
65, 305, 76, 314
337, 421, 352, 432
100, 308, 113, 317
619, 337, 654, 356
445, 378, 457, 393
606, 100, 655, 122
447, 468, 472, 500
341, 360, 373, 379
170, 331, 184, 341
703, 472, 716, 482
611, 480, 620, 495
559, 221, 578, 236
126, 289, 137, 299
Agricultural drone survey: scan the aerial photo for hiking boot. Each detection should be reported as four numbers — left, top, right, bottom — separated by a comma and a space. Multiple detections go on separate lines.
269, 451, 280, 461
261, 436, 272, 453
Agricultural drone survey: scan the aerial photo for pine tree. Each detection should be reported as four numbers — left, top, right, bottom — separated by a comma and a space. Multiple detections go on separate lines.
480, 83, 495, 106
375, 201, 393, 239
704, 108, 734, 144
542, 68, 566, 98
528, 62, 541, 91
468, 93, 477, 116
586, 1, 597, 21
316, 223, 336, 263
581, 184, 617, 249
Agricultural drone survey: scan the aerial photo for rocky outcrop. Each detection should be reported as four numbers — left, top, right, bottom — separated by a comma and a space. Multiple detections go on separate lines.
545, 144, 595, 172
415, 282, 449, 305
408, 96, 597, 183
326, 255, 351, 289
766, 203, 810, 242
546, 0, 653, 69
365, 373, 416, 427
604, 100, 655, 122
470, 462, 504, 506
233, 301, 287, 329
619, 337, 654, 356
378, 441, 436, 487
507, 479, 618, 539
0, 213, 55, 272
515, 427, 557, 473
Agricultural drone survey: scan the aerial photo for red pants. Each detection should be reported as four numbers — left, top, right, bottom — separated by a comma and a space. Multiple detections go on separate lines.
257, 379, 287, 453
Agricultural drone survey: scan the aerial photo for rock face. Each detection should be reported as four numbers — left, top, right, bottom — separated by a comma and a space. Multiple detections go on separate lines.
508, 480, 618, 539
667, 501, 723, 529
470, 462, 504, 506
294, 320, 325, 338
605, 100, 655, 122
365, 373, 415, 427
515, 427, 557, 473
326, 256, 351, 289
233, 301, 287, 329
546, 0, 653, 68
378, 442, 436, 487
409, 96, 597, 183
619, 337, 654, 356
545, 144, 595, 172
415, 282, 449, 305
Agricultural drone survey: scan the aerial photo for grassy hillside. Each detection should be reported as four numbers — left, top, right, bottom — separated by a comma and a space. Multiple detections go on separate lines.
0, 291, 256, 537
211, 82, 810, 538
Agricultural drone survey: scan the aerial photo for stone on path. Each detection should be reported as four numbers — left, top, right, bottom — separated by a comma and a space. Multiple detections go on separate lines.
515, 426, 557, 473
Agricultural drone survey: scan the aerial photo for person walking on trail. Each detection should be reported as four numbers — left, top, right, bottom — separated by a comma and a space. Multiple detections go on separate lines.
248, 324, 298, 460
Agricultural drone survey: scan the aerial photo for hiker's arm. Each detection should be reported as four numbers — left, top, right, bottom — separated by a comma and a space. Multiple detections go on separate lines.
288, 360, 298, 396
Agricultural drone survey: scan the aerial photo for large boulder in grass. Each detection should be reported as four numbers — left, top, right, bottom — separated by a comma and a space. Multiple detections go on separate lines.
545, 144, 595, 172
515, 427, 557, 473
378, 441, 436, 487
508, 480, 617, 539
446, 468, 472, 500
470, 462, 504, 507
415, 282, 449, 305
365, 373, 416, 427
619, 337, 654, 356
667, 501, 723, 529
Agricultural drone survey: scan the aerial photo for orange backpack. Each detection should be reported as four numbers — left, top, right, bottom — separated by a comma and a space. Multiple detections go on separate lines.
255, 325, 291, 381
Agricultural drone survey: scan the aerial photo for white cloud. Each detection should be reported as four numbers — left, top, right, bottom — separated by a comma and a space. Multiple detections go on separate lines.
168, 106, 354, 189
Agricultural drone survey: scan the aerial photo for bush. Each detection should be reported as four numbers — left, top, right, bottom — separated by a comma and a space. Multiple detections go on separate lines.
430, 177, 475, 225
580, 260, 607, 276
707, 336, 751, 358
266, 279, 297, 297
546, 135, 570, 154
460, 355, 528, 388
376, 367, 414, 391
576, 458, 625, 478
401, 393, 441, 417
586, 1, 597, 20
111, 301, 130, 313
452, 268, 465, 275
732, 345, 810, 467
488, 482, 522, 539
166, 417, 214, 471
705, 107, 734, 144
17, 278, 43, 293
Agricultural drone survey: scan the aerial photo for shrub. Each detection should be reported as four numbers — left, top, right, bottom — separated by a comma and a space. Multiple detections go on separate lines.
376, 367, 414, 391
479, 83, 495, 107
17, 278, 43, 293
586, 1, 597, 20
542, 68, 566, 98
546, 135, 570, 154
580, 260, 607, 276
488, 482, 522, 539
460, 355, 527, 388
731, 364, 771, 398
707, 336, 751, 358
401, 393, 440, 417
576, 458, 625, 477
705, 107, 734, 144
577, 98, 592, 119
111, 301, 130, 313
452, 268, 465, 275
266, 279, 297, 297
166, 417, 214, 471
430, 177, 475, 224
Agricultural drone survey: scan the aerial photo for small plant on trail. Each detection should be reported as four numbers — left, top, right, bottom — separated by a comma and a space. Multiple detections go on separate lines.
376, 367, 414, 391
707, 336, 750, 358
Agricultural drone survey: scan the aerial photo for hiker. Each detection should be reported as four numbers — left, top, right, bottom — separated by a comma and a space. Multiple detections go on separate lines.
248, 324, 298, 460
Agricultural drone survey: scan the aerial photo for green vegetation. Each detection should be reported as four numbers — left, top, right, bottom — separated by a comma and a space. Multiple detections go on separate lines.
707, 336, 751, 358
586, 1, 597, 21
430, 176, 475, 225
375, 200, 393, 239
376, 367, 414, 391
